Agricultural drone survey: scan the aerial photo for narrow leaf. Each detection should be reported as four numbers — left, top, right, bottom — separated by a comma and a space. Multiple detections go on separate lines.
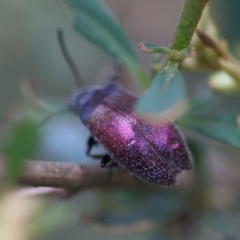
65, 0, 149, 88
181, 113, 240, 148
136, 61, 188, 120
65, 0, 136, 59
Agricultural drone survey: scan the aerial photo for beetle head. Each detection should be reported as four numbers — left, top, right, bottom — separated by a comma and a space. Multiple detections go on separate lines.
69, 86, 101, 113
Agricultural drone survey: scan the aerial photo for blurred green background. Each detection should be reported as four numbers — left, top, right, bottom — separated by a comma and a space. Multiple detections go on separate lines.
1, 0, 240, 239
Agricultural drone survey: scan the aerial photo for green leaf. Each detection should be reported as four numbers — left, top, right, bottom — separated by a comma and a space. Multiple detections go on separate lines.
65, 0, 136, 60
4, 120, 39, 182
65, 0, 149, 88
136, 61, 188, 120
181, 113, 240, 148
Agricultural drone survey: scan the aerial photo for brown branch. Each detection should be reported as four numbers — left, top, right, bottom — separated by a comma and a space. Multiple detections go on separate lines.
0, 160, 144, 196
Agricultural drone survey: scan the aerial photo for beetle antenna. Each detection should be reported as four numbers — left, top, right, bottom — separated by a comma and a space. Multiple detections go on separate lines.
37, 105, 70, 128
57, 28, 84, 87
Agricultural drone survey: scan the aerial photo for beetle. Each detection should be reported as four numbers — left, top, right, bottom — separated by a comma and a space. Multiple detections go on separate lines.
58, 30, 192, 186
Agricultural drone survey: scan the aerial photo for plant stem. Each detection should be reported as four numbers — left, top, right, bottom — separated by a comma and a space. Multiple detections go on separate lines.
170, 0, 209, 51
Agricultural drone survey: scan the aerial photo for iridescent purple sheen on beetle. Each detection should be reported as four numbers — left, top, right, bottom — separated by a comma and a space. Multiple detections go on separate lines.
69, 78, 192, 186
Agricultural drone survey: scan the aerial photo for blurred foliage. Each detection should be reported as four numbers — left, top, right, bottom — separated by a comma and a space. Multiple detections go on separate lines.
179, 94, 240, 147
183, 112, 240, 147
0, 190, 44, 240
3, 120, 39, 183
1, 0, 240, 240
92, 189, 183, 227
0, 189, 80, 240
212, 0, 240, 49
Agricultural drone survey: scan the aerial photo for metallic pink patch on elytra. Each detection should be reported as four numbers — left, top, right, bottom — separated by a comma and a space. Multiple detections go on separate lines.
115, 116, 135, 141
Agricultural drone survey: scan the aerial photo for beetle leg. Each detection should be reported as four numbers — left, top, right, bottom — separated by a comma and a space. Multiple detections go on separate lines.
100, 154, 118, 168
86, 136, 109, 159
86, 136, 118, 168
86, 135, 100, 157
